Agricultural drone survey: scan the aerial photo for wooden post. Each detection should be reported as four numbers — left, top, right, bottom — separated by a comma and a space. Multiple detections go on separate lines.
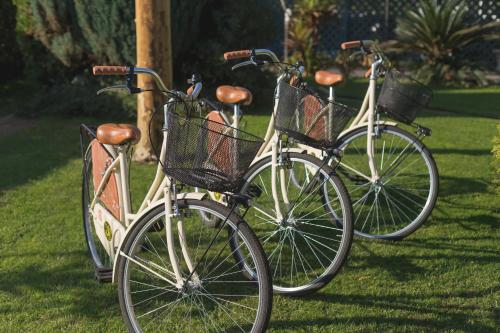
134, 0, 173, 162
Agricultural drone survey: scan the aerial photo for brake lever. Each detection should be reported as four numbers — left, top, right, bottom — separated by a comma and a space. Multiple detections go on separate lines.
348, 50, 366, 60
231, 60, 256, 71
97, 84, 142, 95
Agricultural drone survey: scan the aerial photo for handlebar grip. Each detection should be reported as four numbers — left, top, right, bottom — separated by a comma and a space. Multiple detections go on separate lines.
223, 50, 252, 61
92, 66, 129, 76
340, 41, 362, 50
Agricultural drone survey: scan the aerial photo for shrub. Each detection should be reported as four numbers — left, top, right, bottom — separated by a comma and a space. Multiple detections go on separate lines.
394, 0, 500, 87
287, 0, 339, 74
12, 0, 278, 115
175, 0, 279, 107
14, 0, 135, 82
0, 0, 23, 82
16, 77, 135, 119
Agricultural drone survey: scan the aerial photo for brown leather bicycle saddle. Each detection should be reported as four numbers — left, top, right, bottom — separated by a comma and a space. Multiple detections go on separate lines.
96, 123, 141, 145
315, 71, 345, 86
216, 86, 253, 105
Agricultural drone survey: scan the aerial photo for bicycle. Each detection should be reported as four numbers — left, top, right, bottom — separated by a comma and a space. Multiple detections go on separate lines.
223, 42, 438, 241
199, 49, 356, 296
307, 40, 439, 240
80, 65, 272, 332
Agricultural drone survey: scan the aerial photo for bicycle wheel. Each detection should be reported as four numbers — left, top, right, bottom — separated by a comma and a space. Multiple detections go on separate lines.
82, 145, 113, 279
116, 199, 272, 333
335, 124, 439, 240
239, 152, 353, 296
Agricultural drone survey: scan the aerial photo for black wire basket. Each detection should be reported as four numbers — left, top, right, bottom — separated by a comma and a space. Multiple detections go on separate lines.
163, 110, 264, 193
377, 69, 433, 124
275, 81, 356, 148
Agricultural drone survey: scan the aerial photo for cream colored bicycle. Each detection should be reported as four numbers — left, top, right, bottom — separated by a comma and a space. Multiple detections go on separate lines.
198, 49, 356, 296
307, 40, 439, 240
223, 41, 439, 241
81, 65, 272, 332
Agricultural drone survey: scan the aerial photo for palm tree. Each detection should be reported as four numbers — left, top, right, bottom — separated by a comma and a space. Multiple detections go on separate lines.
287, 0, 338, 73
395, 0, 500, 86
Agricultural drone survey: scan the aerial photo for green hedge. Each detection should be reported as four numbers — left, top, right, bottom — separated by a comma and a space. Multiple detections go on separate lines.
0, 0, 23, 82
11, 0, 278, 116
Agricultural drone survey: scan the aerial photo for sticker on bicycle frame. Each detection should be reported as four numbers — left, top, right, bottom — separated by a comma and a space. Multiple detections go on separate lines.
214, 192, 222, 201
104, 222, 112, 241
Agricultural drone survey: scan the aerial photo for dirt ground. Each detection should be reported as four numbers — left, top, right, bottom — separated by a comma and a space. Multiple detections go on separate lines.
0, 115, 35, 139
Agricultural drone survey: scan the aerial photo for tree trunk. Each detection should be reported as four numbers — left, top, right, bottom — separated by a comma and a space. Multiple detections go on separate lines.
134, 0, 172, 162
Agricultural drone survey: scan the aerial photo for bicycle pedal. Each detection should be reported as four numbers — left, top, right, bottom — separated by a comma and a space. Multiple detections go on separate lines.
94, 267, 113, 283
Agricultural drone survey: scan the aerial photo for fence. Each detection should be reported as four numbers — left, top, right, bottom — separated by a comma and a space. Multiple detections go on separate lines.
272, 0, 499, 68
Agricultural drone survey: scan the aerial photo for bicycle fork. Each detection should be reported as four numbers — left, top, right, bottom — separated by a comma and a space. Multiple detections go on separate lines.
366, 59, 383, 182
271, 138, 293, 223
163, 186, 199, 289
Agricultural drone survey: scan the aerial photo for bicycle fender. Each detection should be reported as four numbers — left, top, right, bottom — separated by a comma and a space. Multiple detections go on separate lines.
338, 121, 398, 139
254, 147, 306, 162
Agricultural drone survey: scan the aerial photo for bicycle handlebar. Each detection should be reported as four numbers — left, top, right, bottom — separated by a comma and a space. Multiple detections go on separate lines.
93, 66, 129, 75
92, 65, 170, 93
340, 40, 375, 51
224, 50, 252, 60
223, 49, 280, 63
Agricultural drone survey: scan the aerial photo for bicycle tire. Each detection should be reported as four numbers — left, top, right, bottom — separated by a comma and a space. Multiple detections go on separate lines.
117, 199, 272, 333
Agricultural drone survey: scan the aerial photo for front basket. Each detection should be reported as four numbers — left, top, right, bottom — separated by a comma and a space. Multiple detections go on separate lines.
163, 111, 263, 193
275, 81, 356, 148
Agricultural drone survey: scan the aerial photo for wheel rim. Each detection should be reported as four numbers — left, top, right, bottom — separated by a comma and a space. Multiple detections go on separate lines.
121, 204, 266, 332
337, 127, 437, 238
241, 155, 350, 293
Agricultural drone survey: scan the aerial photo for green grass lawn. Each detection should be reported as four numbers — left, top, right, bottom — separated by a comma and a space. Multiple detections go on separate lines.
0, 88, 499, 332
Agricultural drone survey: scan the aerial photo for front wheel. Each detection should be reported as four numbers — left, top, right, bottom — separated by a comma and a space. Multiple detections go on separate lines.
335, 125, 439, 240
116, 199, 272, 333
240, 152, 353, 296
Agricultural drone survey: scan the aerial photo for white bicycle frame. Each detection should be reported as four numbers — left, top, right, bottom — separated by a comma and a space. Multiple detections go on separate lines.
86, 69, 205, 286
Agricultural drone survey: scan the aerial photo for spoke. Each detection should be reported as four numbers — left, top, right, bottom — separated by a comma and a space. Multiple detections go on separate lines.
199, 292, 251, 332
359, 194, 377, 232
298, 229, 342, 242
132, 289, 173, 307
381, 187, 415, 223
121, 251, 178, 287
251, 204, 279, 222
137, 294, 186, 319
296, 231, 328, 269
258, 174, 270, 196
297, 221, 344, 232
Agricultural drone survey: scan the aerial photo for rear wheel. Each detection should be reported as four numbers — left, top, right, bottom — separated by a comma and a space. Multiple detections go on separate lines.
82, 145, 113, 279
117, 199, 272, 333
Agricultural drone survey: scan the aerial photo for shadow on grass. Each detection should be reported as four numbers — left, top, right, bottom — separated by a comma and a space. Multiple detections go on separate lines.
430, 148, 493, 156
438, 176, 489, 197
271, 283, 499, 332
0, 118, 94, 193
0, 250, 118, 319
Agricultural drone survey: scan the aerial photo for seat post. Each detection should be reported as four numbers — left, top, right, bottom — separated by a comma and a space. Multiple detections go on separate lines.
328, 86, 335, 102
233, 104, 240, 129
